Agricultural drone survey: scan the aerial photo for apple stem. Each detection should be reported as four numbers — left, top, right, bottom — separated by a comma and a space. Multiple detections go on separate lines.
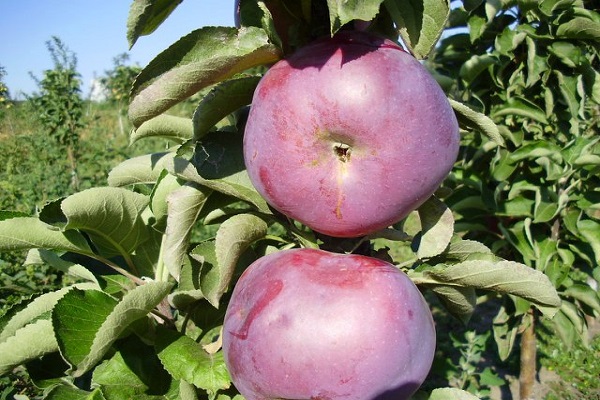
334, 143, 351, 162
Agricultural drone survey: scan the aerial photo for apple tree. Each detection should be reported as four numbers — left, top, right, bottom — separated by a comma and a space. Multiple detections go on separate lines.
0, 0, 587, 399
430, 1, 600, 397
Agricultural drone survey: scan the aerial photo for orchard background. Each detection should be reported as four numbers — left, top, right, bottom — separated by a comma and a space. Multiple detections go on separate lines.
1, 0, 599, 399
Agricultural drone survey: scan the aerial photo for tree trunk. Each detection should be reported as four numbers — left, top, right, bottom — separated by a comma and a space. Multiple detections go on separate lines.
519, 310, 536, 400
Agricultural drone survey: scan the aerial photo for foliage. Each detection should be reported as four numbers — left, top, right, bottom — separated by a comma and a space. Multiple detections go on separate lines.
0, 66, 11, 120
1, 0, 594, 399
28, 37, 86, 190
100, 53, 141, 106
431, 0, 600, 357
446, 331, 505, 398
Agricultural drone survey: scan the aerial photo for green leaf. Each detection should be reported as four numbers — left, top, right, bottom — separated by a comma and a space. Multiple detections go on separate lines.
563, 283, 600, 314
327, 0, 384, 35
163, 184, 212, 280
495, 27, 527, 56
551, 310, 576, 348
53, 289, 119, 367
443, 239, 492, 262
0, 216, 92, 254
384, 0, 451, 59
149, 172, 183, 230
491, 97, 549, 124
459, 54, 496, 84
43, 385, 106, 400
92, 335, 174, 399
577, 219, 600, 264
130, 115, 193, 145
61, 187, 150, 258
430, 285, 476, 324
556, 17, 600, 41
131, 226, 164, 279
449, 99, 505, 146
467, 14, 487, 42
509, 141, 562, 162
424, 259, 561, 315
108, 152, 176, 187
0, 283, 97, 344
533, 188, 560, 223
491, 148, 517, 181
0, 319, 59, 375
126, 0, 184, 48
429, 387, 480, 399
129, 26, 282, 128
192, 75, 261, 141
167, 133, 271, 213
63, 282, 173, 376
492, 303, 519, 361
413, 197, 454, 259
24, 249, 99, 284
155, 327, 231, 394
201, 213, 268, 307
549, 41, 584, 68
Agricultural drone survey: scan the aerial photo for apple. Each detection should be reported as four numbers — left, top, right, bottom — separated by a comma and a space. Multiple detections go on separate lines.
243, 30, 460, 237
222, 248, 436, 400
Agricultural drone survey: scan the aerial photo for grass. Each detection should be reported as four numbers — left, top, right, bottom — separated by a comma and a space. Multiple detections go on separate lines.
539, 322, 600, 400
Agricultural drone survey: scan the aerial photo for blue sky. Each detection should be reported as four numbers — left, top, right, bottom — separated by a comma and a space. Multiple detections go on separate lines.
0, 0, 234, 99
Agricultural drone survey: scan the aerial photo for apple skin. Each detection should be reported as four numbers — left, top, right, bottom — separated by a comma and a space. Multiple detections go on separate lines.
222, 248, 436, 400
243, 31, 460, 237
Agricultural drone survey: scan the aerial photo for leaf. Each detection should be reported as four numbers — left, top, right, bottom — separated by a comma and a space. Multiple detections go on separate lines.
449, 99, 505, 146
424, 259, 561, 315
163, 184, 212, 280
127, 0, 184, 48
0, 283, 97, 344
384, 0, 451, 59
492, 303, 519, 361
509, 141, 562, 162
63, 281, 173, 376
576, 219, 600, 264
43, 385, 106, 400
192, 75, 261, 141
61, 187, 150, 258
459, 54, 496, 84
149, 172, 183, 230
129, 26, 282, 128
0, 319, 59, 375
92, 335, 174, 398
327, 0, 384, 35
0, 216, 92, 254
108, 152, 176, 187
429, 387, 480, 400
562, 283, 600, 314
491, 97, 548, 124
202, 213, 268, 307
551, 307, 577, 347
130, 114, 193, 145
533, 188, 560, 223
430, 285, 476, 324
166, 133, 271, 213
556, 17, 600, 41
24, 249, 99, 285
53, 289, 119, 367
443, 239, 493, 262
155, 327, 231, 394
413, 197, 454, 259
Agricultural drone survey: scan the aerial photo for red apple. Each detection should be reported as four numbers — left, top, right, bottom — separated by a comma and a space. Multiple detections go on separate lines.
243, 31, 460, 237
223, 248, 436, 400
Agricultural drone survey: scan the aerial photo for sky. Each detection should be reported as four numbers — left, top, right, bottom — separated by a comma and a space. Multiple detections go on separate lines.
0, 0, 234, 99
